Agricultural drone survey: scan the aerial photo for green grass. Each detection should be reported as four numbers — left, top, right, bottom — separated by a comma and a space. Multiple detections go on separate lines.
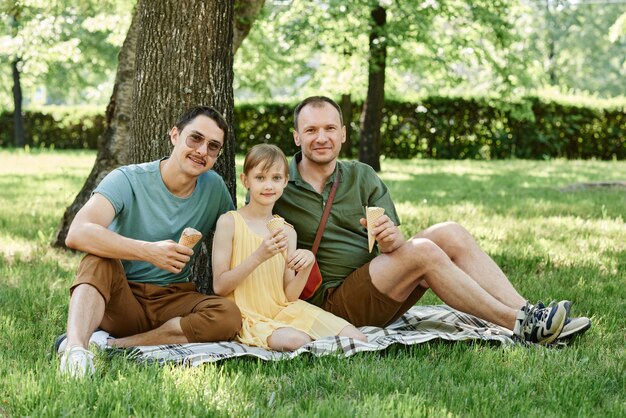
1, 149, 624, 417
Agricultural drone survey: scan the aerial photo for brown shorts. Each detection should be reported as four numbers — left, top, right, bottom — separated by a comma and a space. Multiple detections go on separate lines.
70, 254, 241, 342
322, 262, 425, 327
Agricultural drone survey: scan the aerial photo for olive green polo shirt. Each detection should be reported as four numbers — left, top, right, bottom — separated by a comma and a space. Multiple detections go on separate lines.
273, 152, 400, 307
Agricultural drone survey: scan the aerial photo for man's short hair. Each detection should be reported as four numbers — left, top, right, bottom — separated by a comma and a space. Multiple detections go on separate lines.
174, 106, 229, 137
293, 96, 344, 131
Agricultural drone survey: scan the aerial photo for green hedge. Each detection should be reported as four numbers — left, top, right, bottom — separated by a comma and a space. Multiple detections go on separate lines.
0, 111, 105, 149
1, 97, 624, 159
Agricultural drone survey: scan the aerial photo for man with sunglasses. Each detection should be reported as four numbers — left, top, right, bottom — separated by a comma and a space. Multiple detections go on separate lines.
55, 106, 241, 378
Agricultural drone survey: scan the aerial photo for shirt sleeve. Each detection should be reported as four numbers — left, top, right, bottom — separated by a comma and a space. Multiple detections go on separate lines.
92, 168, 132, 215
208, 175, 235, 230
364, 166, 401, 226
219, 179, 236, 214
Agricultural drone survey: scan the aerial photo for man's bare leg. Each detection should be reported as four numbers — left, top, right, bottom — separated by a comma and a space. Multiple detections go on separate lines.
65, 284, 105, 349
418, 222, 527, 309
369, 238, 518, 330
109, 318, 187, 348
66, 284, 187, 349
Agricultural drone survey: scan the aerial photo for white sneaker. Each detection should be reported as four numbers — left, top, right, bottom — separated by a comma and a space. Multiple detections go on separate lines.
55, 330, 111, 354
88, 330, 111, 350
59, 346, 95, 378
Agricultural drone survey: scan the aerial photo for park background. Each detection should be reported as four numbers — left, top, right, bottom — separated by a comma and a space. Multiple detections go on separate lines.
1, 1, 625, 417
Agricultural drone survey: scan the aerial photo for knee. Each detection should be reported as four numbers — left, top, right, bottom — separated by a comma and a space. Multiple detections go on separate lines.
189, 299, 242, 342
77, 254, 124, 282
214, 300, 242, 340
404, 237, 449, 269
420, 221, 473, 253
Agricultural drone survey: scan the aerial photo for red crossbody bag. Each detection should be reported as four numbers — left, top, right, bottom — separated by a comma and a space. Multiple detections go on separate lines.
299, 166, 341, 300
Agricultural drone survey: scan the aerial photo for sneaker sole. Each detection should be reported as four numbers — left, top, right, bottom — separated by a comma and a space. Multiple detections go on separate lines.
53, 333, 68, 354
558, 319, 592, 340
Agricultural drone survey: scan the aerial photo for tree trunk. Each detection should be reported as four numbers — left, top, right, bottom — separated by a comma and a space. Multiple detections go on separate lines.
53, 0, 264, 249
545, 3, 557, 86
234, 0, 266, 53
52, 5, 139, 248
11, 59, 25, 148
129, 0, 235, 294
340, 93, 353, 158
358, 6, 386, 172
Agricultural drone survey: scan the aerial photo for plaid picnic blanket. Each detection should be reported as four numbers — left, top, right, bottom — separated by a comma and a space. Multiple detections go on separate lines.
115, 305, 519, 367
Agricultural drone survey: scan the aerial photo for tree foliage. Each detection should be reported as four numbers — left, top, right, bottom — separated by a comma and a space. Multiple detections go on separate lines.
235, 0, 530, 101
0, 0, 132, 109
523, 0, 626, 98
235, 0, 626, 101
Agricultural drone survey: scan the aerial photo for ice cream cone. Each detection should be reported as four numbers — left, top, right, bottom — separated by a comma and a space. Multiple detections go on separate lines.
366, 206, 385, 252
178, 227, 202, 248
266, 217, 287, 259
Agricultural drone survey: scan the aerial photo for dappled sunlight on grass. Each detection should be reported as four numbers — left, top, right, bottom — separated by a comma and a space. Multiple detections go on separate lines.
158, 365, 253, 415
0, 236, 37, 262
378, 171, 414, 182
0, 234, 81, 277
0, 150, 95, 176
1, 152, 624, 416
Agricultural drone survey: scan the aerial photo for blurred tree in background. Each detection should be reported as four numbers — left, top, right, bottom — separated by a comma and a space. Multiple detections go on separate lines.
524, 0, 626, 98
0, 0, 132, 146
2, 0, 624, 112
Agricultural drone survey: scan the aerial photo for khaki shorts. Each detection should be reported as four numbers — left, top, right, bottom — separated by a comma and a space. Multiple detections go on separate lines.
70, 254, 241, 342
322, 262, 425, 327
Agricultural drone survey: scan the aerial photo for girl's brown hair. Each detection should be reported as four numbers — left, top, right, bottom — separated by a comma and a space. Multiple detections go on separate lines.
243, 144, 288, 176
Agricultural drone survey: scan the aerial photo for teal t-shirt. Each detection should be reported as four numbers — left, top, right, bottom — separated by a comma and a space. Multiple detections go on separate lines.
94, 158, 234, 286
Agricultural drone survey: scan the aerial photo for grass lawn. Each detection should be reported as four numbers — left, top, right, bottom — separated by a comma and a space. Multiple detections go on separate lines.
0, 149, 624, 417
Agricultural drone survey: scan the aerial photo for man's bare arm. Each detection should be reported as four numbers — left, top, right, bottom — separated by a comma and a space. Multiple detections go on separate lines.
65, 193, 193, 273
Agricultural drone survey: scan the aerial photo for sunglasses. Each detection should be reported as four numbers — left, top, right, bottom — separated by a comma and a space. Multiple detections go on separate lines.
185, 133, 223, 157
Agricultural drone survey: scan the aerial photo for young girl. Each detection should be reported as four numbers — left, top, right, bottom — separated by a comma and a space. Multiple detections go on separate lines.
212, 144, 367, 351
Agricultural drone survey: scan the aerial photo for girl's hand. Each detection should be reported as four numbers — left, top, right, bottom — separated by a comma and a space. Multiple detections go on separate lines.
256, 227, 289, 261
287, 249, 314, 272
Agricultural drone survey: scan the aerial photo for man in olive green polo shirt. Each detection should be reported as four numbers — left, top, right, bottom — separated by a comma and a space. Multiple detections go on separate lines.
273, 95, 590, 345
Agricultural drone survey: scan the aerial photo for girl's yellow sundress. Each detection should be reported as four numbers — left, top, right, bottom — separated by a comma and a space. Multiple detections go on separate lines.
228, 211, 352, 349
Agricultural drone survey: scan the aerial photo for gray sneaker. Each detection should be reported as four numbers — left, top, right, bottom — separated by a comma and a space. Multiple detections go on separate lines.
59, 346, 95, 378
514, 300, 569, 345
534, 302, 591, 341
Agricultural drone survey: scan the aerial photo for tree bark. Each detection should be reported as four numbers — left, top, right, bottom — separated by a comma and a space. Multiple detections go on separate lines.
53, 0, 265, 294
52, 5, 139, 248
53, 0, 264, 249
358, 6, 386, 172
545, 2, 558, 86
234, 0, 266, 54
129, 0, 236, 294
11, 59, 25, 148
340, 93, 353, 158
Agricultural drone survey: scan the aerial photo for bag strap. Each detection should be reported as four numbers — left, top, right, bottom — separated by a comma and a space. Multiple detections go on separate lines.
310, 164, 341, 255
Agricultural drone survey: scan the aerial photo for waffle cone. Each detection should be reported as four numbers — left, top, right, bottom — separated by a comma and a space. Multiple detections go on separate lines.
266, 217, 287, 259
366, 207, 385, 252
178, 227, 202, 248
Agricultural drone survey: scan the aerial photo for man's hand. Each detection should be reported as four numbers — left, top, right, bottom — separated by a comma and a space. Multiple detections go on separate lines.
144, 240, 194, 273
287, 249, 314, 272
360, 215, 405, 253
